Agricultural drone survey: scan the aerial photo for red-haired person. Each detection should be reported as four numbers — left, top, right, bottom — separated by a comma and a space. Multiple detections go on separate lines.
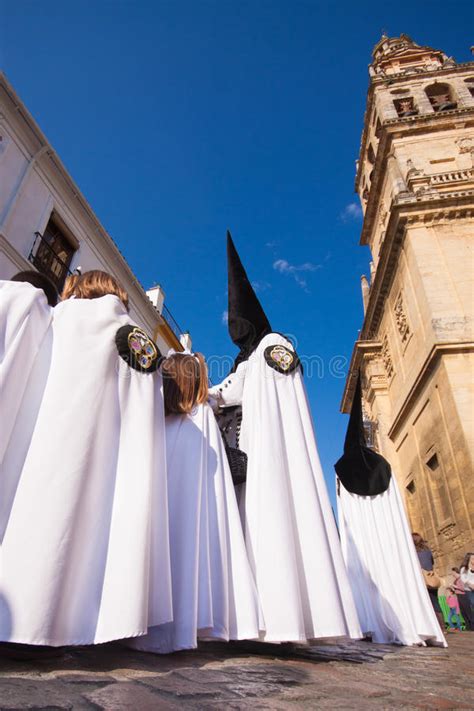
1, 270, 171, 648
129, 350, 262, 654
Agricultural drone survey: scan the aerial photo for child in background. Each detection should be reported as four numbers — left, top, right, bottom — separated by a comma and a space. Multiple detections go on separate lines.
445, 587, 462, 631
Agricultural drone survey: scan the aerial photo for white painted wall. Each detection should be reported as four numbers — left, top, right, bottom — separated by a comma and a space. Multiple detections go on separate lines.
0, 72, 180, 355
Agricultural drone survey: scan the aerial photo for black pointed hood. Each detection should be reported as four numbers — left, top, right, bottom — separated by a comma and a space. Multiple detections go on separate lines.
334, 373, 391, 496
227, 231, 272, 370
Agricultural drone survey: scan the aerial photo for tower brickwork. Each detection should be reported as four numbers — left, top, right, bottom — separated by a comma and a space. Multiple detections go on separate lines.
342, 35, 474, 574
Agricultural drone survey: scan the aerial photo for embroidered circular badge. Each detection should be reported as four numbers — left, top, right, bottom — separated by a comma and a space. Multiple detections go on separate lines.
115, 325, 161, 373
264, 344, 300, 375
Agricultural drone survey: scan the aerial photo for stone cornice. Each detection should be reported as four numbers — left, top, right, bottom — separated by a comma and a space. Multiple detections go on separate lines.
361, 168, 474, 249
387, 342, 474, 439
340, 339, 474, 419
361, 193, 474, 339
341, 193, 474, 413
382, 105, 474, 128
340, 339, 383, 413
370, 61, 474, 86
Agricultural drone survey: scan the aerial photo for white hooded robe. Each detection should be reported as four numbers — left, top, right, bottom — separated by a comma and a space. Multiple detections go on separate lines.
0, 280, 53, 541
210, 333, 362, 643
129, 402, 263, 653
337, 476, 446, 646
0, 295, 172, 646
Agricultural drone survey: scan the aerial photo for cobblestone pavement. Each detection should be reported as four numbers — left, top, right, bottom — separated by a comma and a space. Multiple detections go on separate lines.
0, 633, 472, 710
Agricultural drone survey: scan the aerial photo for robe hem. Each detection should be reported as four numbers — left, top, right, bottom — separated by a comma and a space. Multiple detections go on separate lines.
0, 625, 169, 648
259, 632, 363, 643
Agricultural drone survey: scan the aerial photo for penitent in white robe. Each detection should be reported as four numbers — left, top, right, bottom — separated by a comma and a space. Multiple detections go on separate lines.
129, 403, 263, 654
210, 333, 362, 643
0, 280, 53, 541
0, 295, 172, 646
337, 477, 446, 646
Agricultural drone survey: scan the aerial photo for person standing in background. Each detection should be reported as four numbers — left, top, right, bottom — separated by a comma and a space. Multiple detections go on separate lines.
412, 533, 445, 632
459, 553, 474, 630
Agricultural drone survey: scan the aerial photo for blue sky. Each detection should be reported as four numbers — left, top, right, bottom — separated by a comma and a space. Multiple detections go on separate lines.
2, 1, 470, 508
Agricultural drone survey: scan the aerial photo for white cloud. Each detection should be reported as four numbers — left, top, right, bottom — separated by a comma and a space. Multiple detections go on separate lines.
273, 259, 321, 291
252, 280, 271, 293
273, 259, 319, 275
340, 202, 363, 222
221, 310, 228, 325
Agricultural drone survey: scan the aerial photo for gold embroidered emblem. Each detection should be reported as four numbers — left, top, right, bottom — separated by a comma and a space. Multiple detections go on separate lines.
269, 345, 294, 372
128, 327, 158, 370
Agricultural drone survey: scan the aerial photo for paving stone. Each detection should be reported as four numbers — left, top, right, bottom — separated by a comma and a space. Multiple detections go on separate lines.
221, 662, 308, 684
138, 672, 237, 700
0, 679, 74, 710
83, 681, 179, 710
52, 673, 116, 685
0, 635, 472, 710
175, 667, 235, 684
410, 694, 473, 710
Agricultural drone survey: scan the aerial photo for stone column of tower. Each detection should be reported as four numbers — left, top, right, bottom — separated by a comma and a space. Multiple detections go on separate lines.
341, 34, 474, 575
360, 275, 370, 314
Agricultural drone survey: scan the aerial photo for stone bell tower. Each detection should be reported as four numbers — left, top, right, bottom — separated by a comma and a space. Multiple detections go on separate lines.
341, 35, 474, 574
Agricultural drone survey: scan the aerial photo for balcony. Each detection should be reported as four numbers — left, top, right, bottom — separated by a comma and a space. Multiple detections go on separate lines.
28, 231, 73, 291
161, 303, 185, 344
406, 168, 474, 197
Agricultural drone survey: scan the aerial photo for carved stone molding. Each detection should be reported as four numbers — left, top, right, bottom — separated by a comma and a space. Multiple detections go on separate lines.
406, 158, 424, 178
378, 206, 388, 227
366, 372, 389, 392
394, 291, 411, 344
381, 334, 395, 380
439, 522, 457, 541
456, 136, 473, 154
383, 104, 474, 126
404, 205, 473, 226
362, 346, 383, 363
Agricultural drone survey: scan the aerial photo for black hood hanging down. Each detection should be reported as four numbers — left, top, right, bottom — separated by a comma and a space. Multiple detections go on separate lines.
227, 230, 272, 371
334, 373, 392, 496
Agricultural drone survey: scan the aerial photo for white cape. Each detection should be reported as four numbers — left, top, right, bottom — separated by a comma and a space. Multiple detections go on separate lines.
211, 333, 362, 643
129, 403, 263, 654
0, 295, 172, 646
337, 477, 446, 646
0, 280, 53, 541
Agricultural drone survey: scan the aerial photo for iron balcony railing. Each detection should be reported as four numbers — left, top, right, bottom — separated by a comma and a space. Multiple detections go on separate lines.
162, 302, 185, 343
30, 232, 187, 346
28, 232, 73, 290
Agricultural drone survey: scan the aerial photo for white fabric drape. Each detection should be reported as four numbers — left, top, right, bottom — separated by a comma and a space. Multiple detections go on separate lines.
0, 281, 53, 541
337, 477, 446, 646
211, 333, 362, 643
0, 295, 172, 646
129, 403, 263, 654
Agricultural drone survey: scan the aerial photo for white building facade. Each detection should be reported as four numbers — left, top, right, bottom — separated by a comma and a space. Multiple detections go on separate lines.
0, 72, 186, 354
